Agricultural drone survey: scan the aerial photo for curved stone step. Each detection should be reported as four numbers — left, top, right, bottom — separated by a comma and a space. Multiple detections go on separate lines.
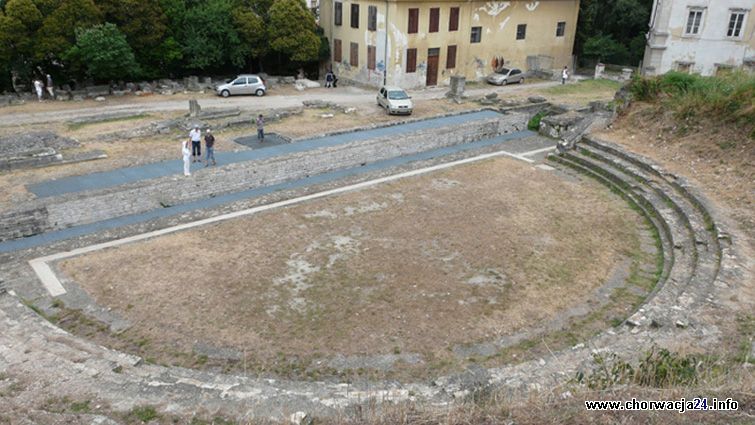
549, 151, 697, 328
578, 139, 721, 319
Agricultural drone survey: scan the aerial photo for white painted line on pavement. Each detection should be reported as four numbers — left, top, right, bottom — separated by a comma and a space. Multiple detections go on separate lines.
519, 146, 557, 157
30, 147, 537, 296
29, 259, 67, 297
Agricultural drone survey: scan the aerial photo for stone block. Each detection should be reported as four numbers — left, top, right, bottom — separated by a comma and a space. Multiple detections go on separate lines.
85, 85, 110, 97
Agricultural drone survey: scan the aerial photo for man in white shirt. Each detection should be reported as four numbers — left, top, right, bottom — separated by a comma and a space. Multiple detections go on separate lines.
189, 126, 202, 162
562, 66, 569, 85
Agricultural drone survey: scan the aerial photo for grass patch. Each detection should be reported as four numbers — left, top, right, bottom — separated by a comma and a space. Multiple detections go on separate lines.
67, 113, 151, 130
630, 71, 755, 135
124, 405, 159, 423
527, 111, 546, 131
70, 400, 91, 413
576, 346, 721, 389
541, 78, 621, 96
20, 298, 59, 323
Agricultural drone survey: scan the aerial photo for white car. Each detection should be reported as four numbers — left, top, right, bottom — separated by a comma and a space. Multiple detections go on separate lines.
486, 68, 525, 86
377, 86, 413, 115
216, 74, 266, 97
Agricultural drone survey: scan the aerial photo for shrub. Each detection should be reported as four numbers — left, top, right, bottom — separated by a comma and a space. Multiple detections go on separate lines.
575, 346, 719, 390
528, 111, 546, 131
630, 71, 755, 130
65, 23, 140, 82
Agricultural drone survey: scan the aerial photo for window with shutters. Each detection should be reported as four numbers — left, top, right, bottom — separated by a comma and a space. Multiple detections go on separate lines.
350, 42, 358, 67
516, 24, 527, 40
334, 2, 342, 26
449, 7, 459, 31
334, 39, 342, 62
406, 48, 417, 73
446, 45, 457, 69
367, 45, 376, 70
351, 4, 359, 28
470, 26, 481, 43
408, 8, 419, 34
368, 5, 377, 31
556, 21, 566, 37
429, 8, 440, 33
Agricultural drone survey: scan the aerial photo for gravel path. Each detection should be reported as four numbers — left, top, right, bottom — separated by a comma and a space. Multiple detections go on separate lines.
0, 81, 558, 126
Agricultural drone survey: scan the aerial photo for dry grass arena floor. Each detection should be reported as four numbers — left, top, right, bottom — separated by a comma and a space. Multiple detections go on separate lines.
57, 155, 654, 381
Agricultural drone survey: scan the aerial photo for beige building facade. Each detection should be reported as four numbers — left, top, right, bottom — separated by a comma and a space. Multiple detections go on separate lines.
320, 0, 580, 88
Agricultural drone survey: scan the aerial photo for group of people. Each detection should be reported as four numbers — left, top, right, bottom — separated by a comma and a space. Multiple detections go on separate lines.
181, 114, 265, 177
32, 74, 55, 101
182, 126, 215, 176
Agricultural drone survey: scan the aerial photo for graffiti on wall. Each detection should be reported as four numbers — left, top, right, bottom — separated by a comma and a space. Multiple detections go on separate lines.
478, 2, 511, 17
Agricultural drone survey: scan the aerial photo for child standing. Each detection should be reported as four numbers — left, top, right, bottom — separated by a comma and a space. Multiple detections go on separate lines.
182, 139, 191, 176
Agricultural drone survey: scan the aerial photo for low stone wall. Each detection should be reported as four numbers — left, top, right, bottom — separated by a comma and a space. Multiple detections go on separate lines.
0, 206, 50, 240
0, 113, 526, 241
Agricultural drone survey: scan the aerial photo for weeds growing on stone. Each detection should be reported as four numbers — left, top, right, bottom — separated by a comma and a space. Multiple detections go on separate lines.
124, 405, 159, 423
575, 346, 721, 390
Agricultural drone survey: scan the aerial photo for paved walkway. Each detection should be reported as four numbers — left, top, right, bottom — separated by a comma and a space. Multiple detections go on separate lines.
29, 110, 501, 197
2, 130, 551, 254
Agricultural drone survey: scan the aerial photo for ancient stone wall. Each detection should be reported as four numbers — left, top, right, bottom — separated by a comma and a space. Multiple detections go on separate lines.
0, 113, 526, 241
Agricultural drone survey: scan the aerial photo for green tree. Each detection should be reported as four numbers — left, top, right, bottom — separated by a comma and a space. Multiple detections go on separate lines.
576, 0, 653, 65
65, 23, 139, 81
0, 0, 41, 62
232, 5, 266, 59
179, 0, 251, 70
35, 0, 101, 61
583, 35, 630, 64
94, 0, 176, 77
267, 0, 320, 63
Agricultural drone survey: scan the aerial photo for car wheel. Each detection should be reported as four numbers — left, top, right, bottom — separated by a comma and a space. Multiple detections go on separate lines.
501, 79, 507, 86
221, 90, 230, 98
520, 77, 525, 84
255, 89, 265, 96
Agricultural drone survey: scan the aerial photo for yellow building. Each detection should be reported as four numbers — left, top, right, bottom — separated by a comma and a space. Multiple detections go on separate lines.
320, 0, 580, 88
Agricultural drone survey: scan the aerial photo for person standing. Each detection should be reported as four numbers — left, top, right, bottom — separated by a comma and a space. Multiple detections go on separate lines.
325, 70, 334, 88
561, 66, 569, 85
204, 129, 216, 166
46, 74, 55, 99
33, 79, 44, 102
189, 125, 202, 162
181, 139, 192, 176
256, 114, 265, 142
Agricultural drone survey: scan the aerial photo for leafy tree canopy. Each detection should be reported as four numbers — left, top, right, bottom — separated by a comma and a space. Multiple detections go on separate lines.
267, 0, 320, 63
65, 22, 139, 81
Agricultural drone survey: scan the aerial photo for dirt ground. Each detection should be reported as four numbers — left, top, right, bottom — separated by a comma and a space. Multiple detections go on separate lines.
58, 156, 643, 379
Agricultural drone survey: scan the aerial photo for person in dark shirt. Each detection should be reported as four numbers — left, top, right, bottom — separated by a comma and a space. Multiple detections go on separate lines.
204, 129, 216, 166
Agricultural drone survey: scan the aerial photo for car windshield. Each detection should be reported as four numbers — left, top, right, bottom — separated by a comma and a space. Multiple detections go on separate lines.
388, 90, 409, 100
497, 68, 511, 75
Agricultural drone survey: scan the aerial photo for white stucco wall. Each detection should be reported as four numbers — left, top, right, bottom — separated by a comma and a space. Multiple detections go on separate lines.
644, 0, 755, 75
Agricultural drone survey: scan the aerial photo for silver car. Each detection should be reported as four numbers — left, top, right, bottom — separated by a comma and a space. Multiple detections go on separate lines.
486, 68, 525, 86
376, 86, 413, 115
216, 74, 266, 97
